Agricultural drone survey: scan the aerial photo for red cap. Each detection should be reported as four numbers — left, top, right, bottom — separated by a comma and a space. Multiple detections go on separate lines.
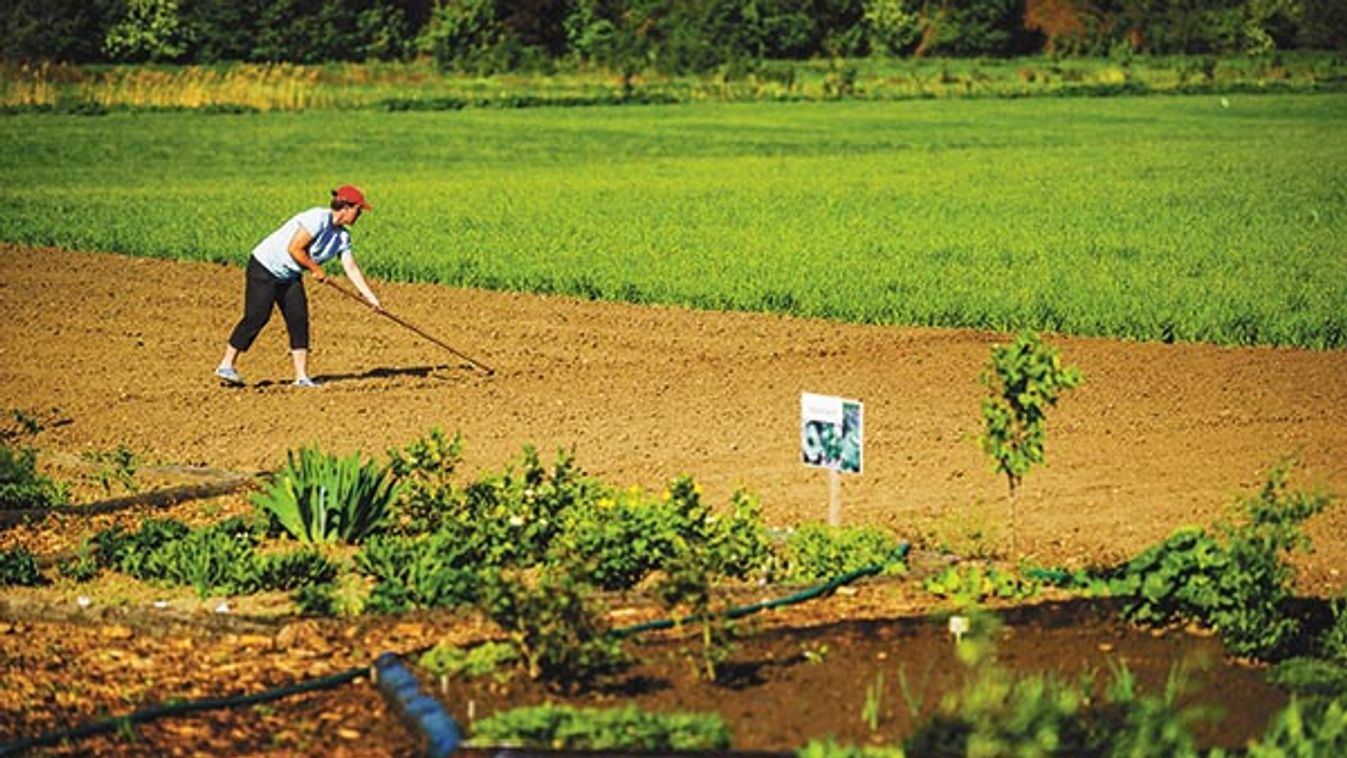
333, 184, 372, 211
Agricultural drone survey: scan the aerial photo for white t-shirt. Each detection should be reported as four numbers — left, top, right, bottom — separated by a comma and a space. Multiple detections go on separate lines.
251, 207, 351, 280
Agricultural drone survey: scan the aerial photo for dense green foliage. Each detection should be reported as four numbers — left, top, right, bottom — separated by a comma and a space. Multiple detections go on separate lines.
776, 522, 907, 582
0, 545, 44, 586
1113, 464, 1333, 659
4, 1, 1343, 67
922, 563, 1042, 606
418, 640, 518, 682
253, 445, 399, 545
478, 567, 632, 690
470, 703, 731, 751
3, 94, 1343, 348
92, 516, 340, 598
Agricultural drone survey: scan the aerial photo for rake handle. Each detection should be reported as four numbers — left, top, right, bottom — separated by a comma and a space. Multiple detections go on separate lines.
319, 277, 496, 376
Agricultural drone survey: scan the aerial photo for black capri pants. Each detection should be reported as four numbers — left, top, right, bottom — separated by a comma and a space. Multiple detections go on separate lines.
228, 256, 310, 351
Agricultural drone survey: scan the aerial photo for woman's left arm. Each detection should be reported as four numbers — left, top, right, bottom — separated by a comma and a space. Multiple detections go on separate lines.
340, 251, 382, 309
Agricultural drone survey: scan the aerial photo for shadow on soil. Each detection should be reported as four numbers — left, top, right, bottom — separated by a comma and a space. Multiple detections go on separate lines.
437, 598, 1289, 753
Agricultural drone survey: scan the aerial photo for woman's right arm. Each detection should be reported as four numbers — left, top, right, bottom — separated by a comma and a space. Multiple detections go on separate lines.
286, 227, 323, 279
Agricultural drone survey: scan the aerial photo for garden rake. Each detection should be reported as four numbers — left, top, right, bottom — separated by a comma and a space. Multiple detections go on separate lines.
320, 278, 496, 376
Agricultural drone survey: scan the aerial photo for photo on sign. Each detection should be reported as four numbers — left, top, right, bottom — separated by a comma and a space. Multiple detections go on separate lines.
800, 393, 863, 474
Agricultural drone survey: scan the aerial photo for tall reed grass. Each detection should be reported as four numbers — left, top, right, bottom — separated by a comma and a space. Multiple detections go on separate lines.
2, 53, 1343, 112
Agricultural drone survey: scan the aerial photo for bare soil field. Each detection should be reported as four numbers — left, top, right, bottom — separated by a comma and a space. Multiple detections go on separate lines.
1, 245, 1345, 755
3, 245, 1344, 580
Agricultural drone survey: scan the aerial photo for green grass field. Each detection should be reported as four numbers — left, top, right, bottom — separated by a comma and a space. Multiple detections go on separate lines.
2, 92, 1344, 348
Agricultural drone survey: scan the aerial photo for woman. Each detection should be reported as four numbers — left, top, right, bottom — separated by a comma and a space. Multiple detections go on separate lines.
215, 184, 382, 388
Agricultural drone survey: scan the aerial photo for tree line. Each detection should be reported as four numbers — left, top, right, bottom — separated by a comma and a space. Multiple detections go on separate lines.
3, 0, 1343, 70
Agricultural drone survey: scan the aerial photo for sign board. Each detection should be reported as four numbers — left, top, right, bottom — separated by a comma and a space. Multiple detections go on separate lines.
800, 392, 863, 474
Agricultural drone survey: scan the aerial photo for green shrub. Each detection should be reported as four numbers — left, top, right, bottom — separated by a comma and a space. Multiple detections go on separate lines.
418, 641, 518, 682
80, 444, 139, 497
478, 567, 630, 691
470, 704, 731, 751
978, 331, 1082, 499
142, 522, 262, 598
796, 739, 905, 758
0, 409, 68, 510
1267, 658, 1347, 697
385, 427, 465, 536
94, 517, 279, 598
292, 582, 338, 616
0, 545, 43, 586
1114, 463, 1332, 659
1321, 597, 1347, 663
253, 444, 398, 545
93, 518, 191, 575
1243, 696, 1347, 756
56, 541, 100, 582
922, 563, 1041, 607
257, 548, 340, 591
654, 543, 739, 682
356, 531, 485, 612
776, 522, 907, 583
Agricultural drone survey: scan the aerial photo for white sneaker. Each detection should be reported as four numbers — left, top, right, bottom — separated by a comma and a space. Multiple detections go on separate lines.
293, 377, 319, 388
215, 366, 243, 385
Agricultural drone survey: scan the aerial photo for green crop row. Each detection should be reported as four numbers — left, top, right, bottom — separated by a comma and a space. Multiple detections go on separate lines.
1, 92, 1343, 348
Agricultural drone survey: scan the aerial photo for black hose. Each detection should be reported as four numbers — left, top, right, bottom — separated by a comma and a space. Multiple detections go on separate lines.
2, 542, 910, 756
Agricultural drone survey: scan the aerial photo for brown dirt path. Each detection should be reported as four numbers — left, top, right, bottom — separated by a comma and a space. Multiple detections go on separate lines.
2, 245, 1345, 589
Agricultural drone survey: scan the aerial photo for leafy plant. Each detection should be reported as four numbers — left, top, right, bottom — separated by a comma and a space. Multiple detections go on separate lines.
477, 567, 630, 692
356, 531, 484, 613
775, 522, 907, 583
1267, 658, 1347, 697
802, 642, 830, 665
292, 582, 338, 616
418, 641, 518, 683
796, 739, 905, 758
0, 545, 43, 586
1114, 462, 1332, 659
978, 331, 1081, 554
81, 444, 139, 496
654, 544, 739, 683
862, 671, 884, 732
257, 548, 340, 591
0, 408, 68, 510
1323, 597, 1347, 663
142, 521, 263, 598
253, 444, 399, 545
922, 563, 1041, 608
904, 620, 1209, 758
470, 704, 730, 751
385, 427, 465, 536
93, 518, 191, 575
552, 476, 768, 591
1242, 696, 1347, 756
56, 540, 100, 582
